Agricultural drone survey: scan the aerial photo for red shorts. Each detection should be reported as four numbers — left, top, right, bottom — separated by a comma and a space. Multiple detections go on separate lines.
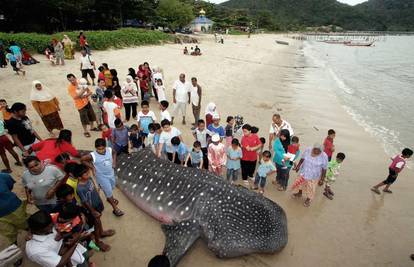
0, 135, 14, 153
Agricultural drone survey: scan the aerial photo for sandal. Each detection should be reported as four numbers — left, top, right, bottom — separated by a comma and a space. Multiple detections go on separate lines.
277, 186, 285, 191
91, 127, 100, 132
383, 189, 393, 193
96, 241, 111, 252
113, 209, 124, 217
101, 229, 116, 238
84, 132, 91, 138
303, 199, 311, 207
371, 188, 381, 195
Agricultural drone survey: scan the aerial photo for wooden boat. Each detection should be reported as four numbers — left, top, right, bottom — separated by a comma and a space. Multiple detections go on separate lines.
344, 40, 375, 47
324, 39, 346, 44
275, 40, 289, 45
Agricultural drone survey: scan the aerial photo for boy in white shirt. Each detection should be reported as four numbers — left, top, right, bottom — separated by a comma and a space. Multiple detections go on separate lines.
160, 100, 172, 122
103, 90, 119, 129
137, 100, 157, 137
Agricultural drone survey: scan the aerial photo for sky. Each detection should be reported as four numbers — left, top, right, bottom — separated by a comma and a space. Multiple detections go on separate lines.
208, 0, 367, 5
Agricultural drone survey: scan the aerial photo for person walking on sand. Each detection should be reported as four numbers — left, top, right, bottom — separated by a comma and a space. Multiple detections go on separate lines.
52, 38, 64, 66
67, 74, 99, 138
190, 77, 202, 127
171, 73, 191, 125
30, 80, 64, 137
371, 148, 413, 194
80, 50, 96, 86
291, 144, 328, 207
268, 113, 294, 150
62, 34, 74, 59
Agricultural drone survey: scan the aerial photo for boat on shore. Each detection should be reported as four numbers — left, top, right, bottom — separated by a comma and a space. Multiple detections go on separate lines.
275, 40, 289, 45
344, 40, 375, 46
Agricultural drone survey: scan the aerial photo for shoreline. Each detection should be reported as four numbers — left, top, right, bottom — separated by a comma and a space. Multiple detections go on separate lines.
0, 34, 413, 266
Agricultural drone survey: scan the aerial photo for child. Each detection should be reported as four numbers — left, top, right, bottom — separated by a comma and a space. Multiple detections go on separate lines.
160, 100, 171, 122
207, 114, 225, 140
183, 47, 189, 55
0, 99, 12, 123
0, 120, 22, 173
99, 123, 112, 148
63, 162, 81, 203
112, 118, 129, 155
252, 151, 277, 194
192, 119, 211, 169
137, 100, 157, 137
283, 136, 300, 167
152, 123, 162, 154
75, 163, 114, 252
185, 141, 204, 169
226, 138, 242, 184
5, 49, 25, 75
323, 129, 336, 161
103, 90, 120, 129
129, 124, 144, 152
155, 79, 167, 102
81, 138, 124, 217
225, 116, 234, 148
322, 152, 346, 200
77, 78, 90, 98
145, 123, 155, 149
171, 136, 188, 165
371, 148, 413, 194
91, 94, 103, 124
208, 134, 226, 176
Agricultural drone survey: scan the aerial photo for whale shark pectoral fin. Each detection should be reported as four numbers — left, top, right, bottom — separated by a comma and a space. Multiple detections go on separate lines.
161, 220, 201, 267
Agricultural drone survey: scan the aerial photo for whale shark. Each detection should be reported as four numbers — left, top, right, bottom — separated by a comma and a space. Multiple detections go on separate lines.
116, 149, 288, 266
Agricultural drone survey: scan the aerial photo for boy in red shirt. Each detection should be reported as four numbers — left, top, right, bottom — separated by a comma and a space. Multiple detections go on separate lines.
323, 129, 336, 161
371, 148, 413, 194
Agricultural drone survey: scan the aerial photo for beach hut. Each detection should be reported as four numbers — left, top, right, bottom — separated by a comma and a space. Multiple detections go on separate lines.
190, 9, 213, 33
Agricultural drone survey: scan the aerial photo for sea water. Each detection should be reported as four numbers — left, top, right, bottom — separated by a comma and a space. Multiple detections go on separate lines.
302, 36, 414, 157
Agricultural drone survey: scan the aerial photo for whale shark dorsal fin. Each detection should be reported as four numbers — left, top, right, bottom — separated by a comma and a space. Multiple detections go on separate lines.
161, 220, 200, 267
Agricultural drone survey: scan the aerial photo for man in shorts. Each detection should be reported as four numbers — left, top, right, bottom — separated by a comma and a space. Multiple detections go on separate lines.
67, 74, 98, 138
80, 50, 96, 86
171, 73, 191, 125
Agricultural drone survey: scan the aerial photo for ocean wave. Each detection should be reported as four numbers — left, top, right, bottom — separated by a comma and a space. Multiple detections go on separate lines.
328, 68, 354, 95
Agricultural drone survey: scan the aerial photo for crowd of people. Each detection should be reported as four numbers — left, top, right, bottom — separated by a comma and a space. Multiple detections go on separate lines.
0, 45, 413, 267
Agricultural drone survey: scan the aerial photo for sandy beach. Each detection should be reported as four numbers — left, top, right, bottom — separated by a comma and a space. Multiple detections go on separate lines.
1, 33, 413, 267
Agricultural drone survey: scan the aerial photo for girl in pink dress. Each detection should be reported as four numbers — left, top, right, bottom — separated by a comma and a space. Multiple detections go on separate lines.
208, 134, 226, 176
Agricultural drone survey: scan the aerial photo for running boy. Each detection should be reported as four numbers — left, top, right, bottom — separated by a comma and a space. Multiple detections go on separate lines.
371, 148, 413, 194
321, 152, 346, 200
252, 150, 277, 194
81, 138, 124, 217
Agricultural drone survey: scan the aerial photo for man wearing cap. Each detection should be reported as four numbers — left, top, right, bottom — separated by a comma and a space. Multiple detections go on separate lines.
171, 73, 191, 125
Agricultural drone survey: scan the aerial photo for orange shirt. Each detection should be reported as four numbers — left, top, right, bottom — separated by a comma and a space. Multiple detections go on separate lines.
0, 107, 12, 121
68, 84, 89, 110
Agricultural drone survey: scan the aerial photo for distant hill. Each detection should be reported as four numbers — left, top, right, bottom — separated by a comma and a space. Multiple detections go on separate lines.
220, 0, 414, 31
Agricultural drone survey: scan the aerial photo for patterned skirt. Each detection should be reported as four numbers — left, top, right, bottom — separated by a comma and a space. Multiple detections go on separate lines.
42, 111, 63, 132
291, 175, 318, 200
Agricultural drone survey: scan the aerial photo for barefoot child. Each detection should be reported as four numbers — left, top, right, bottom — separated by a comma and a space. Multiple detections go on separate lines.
252, 151, 276, 194
226, 138, 242, 184
208, 134, 226, 176
81, 138, 124, 217
75, 163, 115, 252
371, 148, 413, 194
321, 152, 346, 200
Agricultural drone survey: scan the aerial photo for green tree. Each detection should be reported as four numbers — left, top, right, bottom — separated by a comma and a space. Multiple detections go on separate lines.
156, 0, 194, 29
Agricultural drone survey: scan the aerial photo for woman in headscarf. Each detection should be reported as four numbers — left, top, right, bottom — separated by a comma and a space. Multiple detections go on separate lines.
121, 75, 139, 121
30, 80, 63, 136
272, 129, 291, 191
52, 38, 64, 66
205, 102, 217, 127
291, 143, 329, 207
62, 35, 74, 59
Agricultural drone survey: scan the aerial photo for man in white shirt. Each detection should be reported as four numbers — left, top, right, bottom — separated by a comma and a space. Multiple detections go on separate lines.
190, 77, 202, 127
268, 113, 294, 150
80, 50, 96, 86
171, 73, 191, 125
26, 211, 89, 267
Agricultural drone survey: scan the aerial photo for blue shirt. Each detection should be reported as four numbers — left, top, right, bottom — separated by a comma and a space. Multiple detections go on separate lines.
173, 143, 188, 161
207, 124, 225, 138
153, 133, 160, 145
113, 126, 129, 146
92, 148, 115, 181
77, 178, 104, 212
226, 147, 242, 170
257, 160, 276, 177
190, 150, 203, 164
0, 173, 22, 217
9, 45, 21, 56
6, 53, 16, 62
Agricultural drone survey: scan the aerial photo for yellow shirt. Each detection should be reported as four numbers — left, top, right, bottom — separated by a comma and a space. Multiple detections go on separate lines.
66, 177, 80, 203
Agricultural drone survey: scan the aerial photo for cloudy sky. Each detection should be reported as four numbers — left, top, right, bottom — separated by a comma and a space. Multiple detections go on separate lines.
208, 0, 367, 5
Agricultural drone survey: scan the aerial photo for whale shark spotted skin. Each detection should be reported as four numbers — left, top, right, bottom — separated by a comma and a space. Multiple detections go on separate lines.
116, 149, 288, 266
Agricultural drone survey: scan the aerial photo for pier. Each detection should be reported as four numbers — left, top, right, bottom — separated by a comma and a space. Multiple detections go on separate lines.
288, 31, 414, 42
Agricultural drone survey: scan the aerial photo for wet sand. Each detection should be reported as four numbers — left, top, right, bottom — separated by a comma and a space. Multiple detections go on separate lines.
0, 34, 413, 267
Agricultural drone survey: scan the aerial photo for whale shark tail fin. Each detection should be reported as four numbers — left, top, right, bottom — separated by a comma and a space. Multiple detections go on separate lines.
162, 220, 201, 267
